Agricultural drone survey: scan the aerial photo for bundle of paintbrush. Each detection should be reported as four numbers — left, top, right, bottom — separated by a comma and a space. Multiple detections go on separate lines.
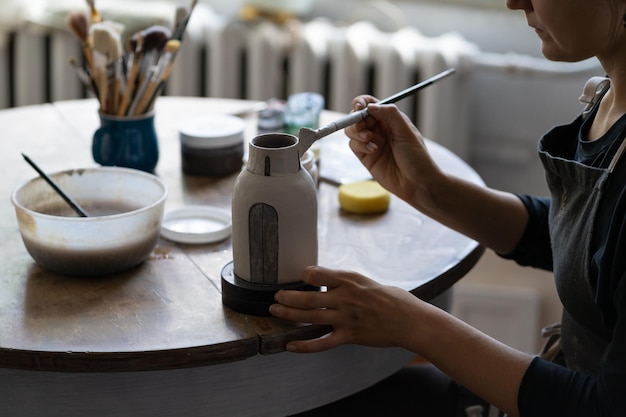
66, 0, 197, 116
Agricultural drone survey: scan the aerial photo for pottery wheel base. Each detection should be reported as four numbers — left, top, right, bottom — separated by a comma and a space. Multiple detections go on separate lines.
221, 261, 318, 316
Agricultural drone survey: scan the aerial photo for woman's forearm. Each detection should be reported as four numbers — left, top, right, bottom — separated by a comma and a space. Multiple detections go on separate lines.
271, 267, 533, 416
402, 300, 533, 417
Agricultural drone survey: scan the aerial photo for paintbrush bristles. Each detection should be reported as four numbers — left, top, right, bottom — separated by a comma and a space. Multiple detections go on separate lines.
66, 4, 193, 115
90, 24, 123, 62
91, 24, 124, 113
141, 26, 172, 52
136, 25, 172, 85
67, 11, 95, 72
67, 11, 89, 42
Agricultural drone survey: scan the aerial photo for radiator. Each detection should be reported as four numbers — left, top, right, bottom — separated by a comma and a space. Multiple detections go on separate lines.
1, 17, 603, 161
1, 18, 475, 158
196, 19, 477, 158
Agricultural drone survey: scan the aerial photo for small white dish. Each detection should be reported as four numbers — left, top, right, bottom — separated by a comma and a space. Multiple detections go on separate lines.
161, 206, 232, 244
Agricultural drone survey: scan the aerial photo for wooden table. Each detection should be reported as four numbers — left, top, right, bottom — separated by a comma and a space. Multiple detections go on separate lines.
0, 97, 484, 417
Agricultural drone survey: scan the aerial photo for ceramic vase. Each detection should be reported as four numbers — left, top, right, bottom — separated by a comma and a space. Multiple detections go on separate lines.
232, 133, 318, 285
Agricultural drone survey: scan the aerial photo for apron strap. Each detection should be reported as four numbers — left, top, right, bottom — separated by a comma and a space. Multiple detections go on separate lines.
608, 133, 626, 173
577, 76, 626, 172
579, 76, 611, 120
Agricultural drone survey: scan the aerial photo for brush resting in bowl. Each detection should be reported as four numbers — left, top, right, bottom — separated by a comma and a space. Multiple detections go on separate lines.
11, 167, 168, 276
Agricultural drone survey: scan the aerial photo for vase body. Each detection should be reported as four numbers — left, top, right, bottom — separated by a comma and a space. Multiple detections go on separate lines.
232, 133, 317, 285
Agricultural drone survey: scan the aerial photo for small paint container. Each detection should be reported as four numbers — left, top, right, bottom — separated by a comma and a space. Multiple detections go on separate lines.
284, 92, 324, 135
257, 98, 286, 134
179, 115, 245, 177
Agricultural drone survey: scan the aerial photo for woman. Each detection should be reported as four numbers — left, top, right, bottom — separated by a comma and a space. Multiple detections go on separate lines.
270, 0, 626, 416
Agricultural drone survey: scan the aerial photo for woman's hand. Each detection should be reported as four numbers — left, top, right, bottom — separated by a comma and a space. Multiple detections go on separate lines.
269, 265, 424, 353
344, 96, 529, 255
344, 96, 444, 205
271, 265, 532, 417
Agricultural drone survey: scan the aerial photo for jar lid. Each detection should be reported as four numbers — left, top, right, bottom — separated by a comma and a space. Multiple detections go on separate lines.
160, 206, 232, 244
179, 115, 245, 149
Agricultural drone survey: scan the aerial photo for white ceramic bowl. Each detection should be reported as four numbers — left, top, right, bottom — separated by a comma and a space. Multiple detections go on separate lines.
11, 167, 168, 276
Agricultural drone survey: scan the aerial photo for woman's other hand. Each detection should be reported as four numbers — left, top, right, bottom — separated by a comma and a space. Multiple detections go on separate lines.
269, 265, 423, 353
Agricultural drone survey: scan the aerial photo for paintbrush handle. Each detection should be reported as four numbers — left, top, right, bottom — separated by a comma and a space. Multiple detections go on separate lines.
95, 68, 108, 113
69, 59, 95, 94
145, 81, 166, 113
127, 67, 156, 116
135, 80, 159, 115
314, 68, 456, 139
144, 63, 175, 112
111, 59, 125, 115
118, 57, 139, 115
378, 68, 456, 105
313, 109, 369, 139
172, 0, 198, 40
21, 154, 89, 217
298, 67, 457, 153
82, 44, 95, 73
142, 55, 179, 113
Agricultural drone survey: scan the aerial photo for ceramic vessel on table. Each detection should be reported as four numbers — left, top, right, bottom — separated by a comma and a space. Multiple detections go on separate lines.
222, 133, 318, 315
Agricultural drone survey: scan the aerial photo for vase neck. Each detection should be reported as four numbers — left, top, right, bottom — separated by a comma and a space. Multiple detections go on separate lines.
247, 133, 301, 176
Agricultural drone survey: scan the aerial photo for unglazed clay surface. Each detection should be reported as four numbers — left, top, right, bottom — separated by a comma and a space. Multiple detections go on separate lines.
232, 133, 318, 284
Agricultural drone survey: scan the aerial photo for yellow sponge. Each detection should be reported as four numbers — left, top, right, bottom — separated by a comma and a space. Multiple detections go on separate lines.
338, 180, 391, 214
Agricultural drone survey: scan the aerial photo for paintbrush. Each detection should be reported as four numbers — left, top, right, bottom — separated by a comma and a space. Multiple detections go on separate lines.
66, 11, 94, 72
173, 6, 189, 37
127, 65, 158, 116
118, 33, 143, 116
172, 0, 198, 41
85, 0, 102, 24
297, 68, 456, 154
136, 26, 171, 86
112, 50, 125, 114
91, 23, 124, 113
68, 56, 97, 97
109, 33, 125, 115
21, 154, 89, 218
90, 49, 108, 111
134, 39, 181, 115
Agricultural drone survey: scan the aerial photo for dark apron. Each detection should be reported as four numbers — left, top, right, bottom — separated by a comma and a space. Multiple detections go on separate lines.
538, 79, 626, 374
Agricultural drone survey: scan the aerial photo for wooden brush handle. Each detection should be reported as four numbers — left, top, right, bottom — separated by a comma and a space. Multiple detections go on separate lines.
118, 56, 139, 116
134, 80, 158, 115
95, 68, 108, 113
82, 44, 95, 73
